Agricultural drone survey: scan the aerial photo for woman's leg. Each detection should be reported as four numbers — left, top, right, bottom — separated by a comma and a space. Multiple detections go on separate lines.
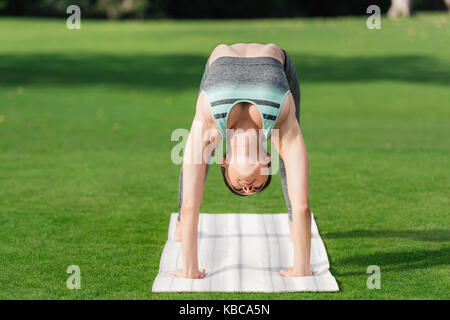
279, 49, 301, 222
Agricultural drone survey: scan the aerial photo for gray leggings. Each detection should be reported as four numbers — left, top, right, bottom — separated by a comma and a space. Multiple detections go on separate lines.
178, 49, 300, 221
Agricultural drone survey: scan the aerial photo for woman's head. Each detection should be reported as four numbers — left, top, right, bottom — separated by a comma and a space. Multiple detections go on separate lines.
220, 128, 272, 196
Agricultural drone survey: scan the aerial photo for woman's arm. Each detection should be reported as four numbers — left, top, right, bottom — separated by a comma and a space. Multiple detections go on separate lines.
169, 94, 216, 279
273, 105, 312, 277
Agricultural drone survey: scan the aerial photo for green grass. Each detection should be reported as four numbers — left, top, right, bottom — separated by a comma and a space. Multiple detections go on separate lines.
0, 13, 449, 299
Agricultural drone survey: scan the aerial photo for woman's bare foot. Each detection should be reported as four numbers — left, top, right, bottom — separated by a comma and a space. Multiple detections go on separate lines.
174, 220, 182, 242
288, 219, 294, 242
280, 266, 313, 277
168, 268, 206, 279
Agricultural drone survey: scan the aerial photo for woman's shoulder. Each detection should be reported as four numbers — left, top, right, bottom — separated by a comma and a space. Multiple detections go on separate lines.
273, 92, 297, 132
194, 91, 220, 131
207, 43, 284, 66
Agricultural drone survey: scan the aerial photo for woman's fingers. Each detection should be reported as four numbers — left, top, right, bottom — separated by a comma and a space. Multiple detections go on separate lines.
280, 267, 314, 277
168, 268, 207, 279
280, 267, 295, 277
280, 268, 291, 277
168, 269, 184, 277
171, 267, 314, 278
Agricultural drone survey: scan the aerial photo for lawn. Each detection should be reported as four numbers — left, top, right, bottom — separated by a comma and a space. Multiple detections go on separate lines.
0, 13, 448, 300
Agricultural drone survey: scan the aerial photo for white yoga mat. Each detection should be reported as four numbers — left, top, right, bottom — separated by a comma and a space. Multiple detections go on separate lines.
152, 213, 339, 292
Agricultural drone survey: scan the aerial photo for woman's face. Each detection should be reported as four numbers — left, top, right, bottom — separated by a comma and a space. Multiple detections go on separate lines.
221, 153, 271, 195
221, 128, 271, 195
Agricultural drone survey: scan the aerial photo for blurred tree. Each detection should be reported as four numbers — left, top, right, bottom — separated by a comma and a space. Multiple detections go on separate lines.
163, 0, 392, 18
0, 0, 97, 17
414, 0, 449, 11
388, 0, 449, 18
0, 0, 446, 18
388, 0, 411, 18
96, 0, 147, 19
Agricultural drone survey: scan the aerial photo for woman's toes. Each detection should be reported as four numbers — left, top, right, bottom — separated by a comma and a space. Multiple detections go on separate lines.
280, 269, 288, 276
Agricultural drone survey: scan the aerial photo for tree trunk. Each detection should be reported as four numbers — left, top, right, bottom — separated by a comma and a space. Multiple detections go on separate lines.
388, 0, 411, 18
445, 0, 450, 12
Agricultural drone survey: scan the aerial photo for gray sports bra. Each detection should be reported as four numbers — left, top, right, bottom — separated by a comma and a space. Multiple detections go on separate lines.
199, 55, 290, 140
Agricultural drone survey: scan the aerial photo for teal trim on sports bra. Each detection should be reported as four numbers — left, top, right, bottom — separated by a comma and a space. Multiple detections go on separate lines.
201, 85, 289, 140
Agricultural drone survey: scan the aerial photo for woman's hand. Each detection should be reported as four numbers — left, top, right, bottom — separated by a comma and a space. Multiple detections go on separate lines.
169, 268, 206, 279
280, 266, 313, 277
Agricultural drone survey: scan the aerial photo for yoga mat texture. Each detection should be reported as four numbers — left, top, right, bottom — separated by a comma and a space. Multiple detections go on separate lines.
152, 213, 339, 292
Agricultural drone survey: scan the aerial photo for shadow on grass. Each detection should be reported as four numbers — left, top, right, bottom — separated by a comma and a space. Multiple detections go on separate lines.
325, 229, 450, 242
0, 53, 448, 89
324, 228, 449, 287
335, 246, 449, 277
327, 229, 449, 278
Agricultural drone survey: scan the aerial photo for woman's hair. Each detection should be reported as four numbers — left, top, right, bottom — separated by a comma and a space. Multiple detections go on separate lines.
220, 162, 272, 196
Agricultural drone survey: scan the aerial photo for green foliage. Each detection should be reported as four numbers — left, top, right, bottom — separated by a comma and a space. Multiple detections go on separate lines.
0, 0, 447, 19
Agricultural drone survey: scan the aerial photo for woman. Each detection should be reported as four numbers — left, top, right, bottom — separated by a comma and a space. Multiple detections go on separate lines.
170, 43, 312, 279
